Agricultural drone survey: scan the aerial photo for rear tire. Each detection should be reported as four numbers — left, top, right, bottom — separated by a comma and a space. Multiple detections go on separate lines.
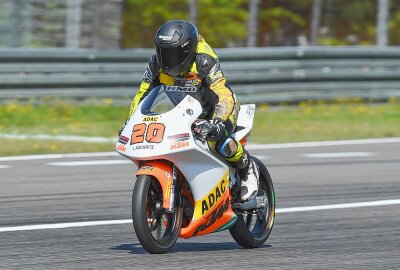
132, 175, 183, 254
229, 156, 275, 248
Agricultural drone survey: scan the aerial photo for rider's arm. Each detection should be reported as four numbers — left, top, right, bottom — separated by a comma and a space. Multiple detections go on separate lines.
129, 55, 160, 116
196, 54, 235, 122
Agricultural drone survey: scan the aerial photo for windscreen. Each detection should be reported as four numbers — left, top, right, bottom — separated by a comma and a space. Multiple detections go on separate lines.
141, 85, 191, 115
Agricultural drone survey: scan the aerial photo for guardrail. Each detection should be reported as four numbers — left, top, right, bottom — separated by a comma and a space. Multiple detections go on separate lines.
1, 46, 400, 103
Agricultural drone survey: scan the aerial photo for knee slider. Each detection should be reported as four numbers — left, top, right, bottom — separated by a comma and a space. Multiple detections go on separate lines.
216, 136, 239, 158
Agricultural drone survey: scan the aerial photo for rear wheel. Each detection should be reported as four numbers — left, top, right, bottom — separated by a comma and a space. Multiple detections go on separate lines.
132, 175, 182, 254
229, 156, 275, 248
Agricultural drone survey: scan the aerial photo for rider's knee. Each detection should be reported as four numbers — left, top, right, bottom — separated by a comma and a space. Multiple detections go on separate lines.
215, 136, 239, 158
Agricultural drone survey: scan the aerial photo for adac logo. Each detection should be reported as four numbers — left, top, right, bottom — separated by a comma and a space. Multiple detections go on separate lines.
142, 116, 158, 122
193, 171, 229, 220
170, 140, 189, 150
201, 178, 227, 215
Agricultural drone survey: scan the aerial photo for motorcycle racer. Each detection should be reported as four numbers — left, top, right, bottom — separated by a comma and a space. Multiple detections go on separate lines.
128, 20, 259, 201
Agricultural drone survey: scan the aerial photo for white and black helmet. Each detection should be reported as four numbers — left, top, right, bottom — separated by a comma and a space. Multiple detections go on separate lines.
154, 20, 198, 77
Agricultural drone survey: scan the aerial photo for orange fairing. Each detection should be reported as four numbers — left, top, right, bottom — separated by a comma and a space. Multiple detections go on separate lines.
179, 175, 236, 238
136, 160, 173, 209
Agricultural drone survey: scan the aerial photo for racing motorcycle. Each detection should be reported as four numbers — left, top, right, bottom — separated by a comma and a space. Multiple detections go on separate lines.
116, 85, 275, 254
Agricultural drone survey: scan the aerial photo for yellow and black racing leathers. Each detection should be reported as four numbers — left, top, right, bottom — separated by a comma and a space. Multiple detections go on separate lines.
129, 36, 246, 166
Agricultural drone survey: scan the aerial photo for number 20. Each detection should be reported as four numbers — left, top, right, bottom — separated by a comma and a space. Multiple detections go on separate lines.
131, 123, 165, 145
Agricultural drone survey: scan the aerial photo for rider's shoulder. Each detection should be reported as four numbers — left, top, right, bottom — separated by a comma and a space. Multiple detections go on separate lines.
195, 54, 217, 79
196, 35, 218, 59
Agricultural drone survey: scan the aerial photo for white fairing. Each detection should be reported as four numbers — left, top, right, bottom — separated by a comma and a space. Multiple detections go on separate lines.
116, 87, 255, 203
232, 104, 256, 141
117, 94, 227, 202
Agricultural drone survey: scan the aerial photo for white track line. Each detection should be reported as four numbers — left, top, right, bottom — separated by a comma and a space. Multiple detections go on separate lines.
0, 133, 115, 143
303, 152, 373, 158
0, 219, 132, 232
0, 165, 10, 169
48, 160, 132, 167
246, 137, 400, 150
0, 152, 119, 162
0, 199, 399, 233
1, 137, 398, 162
276, 199, 400, 213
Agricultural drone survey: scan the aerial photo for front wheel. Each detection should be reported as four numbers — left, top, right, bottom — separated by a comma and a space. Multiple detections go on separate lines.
229, 156, 275, 248
132, 175, 183, 254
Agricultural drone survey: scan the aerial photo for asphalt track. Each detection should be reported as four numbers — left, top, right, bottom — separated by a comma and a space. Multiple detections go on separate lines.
0, 139, 399, 269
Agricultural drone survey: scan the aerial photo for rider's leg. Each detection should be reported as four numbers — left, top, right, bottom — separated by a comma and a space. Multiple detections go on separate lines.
208, 134, 259, 201
233, 145, 260, 201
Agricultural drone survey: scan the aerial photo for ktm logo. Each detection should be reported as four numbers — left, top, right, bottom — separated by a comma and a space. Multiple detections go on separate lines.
193, 198, 230, 236
116, 144, 126, 152
170, 141, 189, 150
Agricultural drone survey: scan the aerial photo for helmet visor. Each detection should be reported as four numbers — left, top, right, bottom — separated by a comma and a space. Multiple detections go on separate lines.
158, 40, 192, 69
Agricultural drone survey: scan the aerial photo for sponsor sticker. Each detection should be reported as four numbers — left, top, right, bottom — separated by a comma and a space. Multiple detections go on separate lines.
246, 106, 255, 117
133, 144, 154, 150
159, 35, 172, 41
118, 135, 129, 145
167, 133, 190, 140
165, 179, 172, 199
170, 140, 189, 150
139, 165, 154, 171
142, 116, 159, 122
163, 85, 197, 93
116, 144, 126, 152
193, 171, 229, 219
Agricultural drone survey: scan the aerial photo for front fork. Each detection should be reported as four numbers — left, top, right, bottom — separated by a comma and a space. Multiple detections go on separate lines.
165, 165, 178, 213
136, 160, 177, 212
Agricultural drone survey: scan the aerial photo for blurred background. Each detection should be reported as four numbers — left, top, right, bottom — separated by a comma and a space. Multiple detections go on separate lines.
0, 0, 399, 156
1, 3, 399, 268
0, 0, 397, 48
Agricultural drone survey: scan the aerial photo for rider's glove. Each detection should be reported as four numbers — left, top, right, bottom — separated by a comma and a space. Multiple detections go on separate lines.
118, 119, 129, 136
192, 118, 225, 143
208, 118, 225, 142
192, 119, 214, 143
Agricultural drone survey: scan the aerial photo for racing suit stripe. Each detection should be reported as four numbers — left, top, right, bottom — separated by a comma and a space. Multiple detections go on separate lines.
196, 35, 218, 58
159, 73, 174, 85
129, 81, 150, 116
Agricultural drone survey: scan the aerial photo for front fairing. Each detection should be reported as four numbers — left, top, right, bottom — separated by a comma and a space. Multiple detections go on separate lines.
116, 85, 203, 161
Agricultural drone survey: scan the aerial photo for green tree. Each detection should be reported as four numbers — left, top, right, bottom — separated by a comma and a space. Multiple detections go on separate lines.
197, 0, 248, 47
121, 0, 248, 48
257, 0, 309, 46
121, 0, 187, 48
388, 1, 400, 45
318, 0, 376, 45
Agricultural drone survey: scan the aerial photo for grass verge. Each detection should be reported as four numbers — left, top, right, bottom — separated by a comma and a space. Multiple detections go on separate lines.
0, 98, 399, 156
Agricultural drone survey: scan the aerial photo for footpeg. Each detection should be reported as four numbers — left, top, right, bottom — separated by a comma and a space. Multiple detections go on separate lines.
233, 195, 267, 211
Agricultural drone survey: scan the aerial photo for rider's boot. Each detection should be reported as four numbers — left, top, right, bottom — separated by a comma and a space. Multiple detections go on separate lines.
236, 150, 259, 201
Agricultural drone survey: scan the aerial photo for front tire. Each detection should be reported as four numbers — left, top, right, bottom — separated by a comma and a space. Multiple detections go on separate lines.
132, 175, 183, 254
229, 156, 275, 248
